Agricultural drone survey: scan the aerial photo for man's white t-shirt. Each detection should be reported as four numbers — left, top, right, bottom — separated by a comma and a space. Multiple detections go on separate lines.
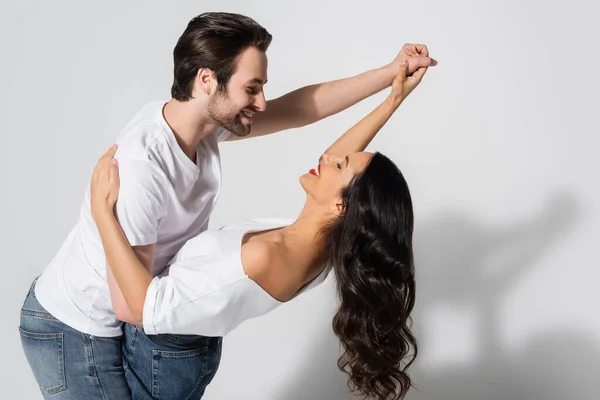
35, 100, 230, 337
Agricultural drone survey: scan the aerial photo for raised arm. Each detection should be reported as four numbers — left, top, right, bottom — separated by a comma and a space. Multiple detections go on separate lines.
227, 44, 436, 140
325, 57, 429, 157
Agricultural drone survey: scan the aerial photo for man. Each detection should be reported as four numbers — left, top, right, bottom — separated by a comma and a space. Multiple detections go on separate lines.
19, 12, 436, 399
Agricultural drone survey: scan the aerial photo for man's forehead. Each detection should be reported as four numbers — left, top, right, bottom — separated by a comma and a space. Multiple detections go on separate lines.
231, 70, 268, 85
232, 49, 268, 84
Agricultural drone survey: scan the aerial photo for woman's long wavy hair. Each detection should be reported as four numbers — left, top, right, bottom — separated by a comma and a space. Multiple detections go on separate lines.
324, 152, 417, 400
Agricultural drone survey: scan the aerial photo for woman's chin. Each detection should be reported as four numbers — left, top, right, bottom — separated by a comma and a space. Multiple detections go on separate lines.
299, 173, 314, 193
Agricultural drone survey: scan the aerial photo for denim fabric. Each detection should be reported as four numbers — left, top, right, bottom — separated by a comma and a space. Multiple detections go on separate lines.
19, 278, 131, 399
122, 323, 222, 400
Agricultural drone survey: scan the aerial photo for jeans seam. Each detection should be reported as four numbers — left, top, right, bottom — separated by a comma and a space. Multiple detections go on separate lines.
123, 328, 135, 363
152, 347, 208, 357
20, 310, 59, 321
152, 352, 159, 398
185, 359, 207, 400
91, 336, 122, 342
47, 333, 66, 394
160, 334, 209, 345
88, 336, 110, 400
83, 334, 97, 378
18, 327, 62, 340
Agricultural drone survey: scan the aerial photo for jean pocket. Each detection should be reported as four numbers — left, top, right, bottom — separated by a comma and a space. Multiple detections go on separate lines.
151, 347, 218, 399
19, 327, 66, 395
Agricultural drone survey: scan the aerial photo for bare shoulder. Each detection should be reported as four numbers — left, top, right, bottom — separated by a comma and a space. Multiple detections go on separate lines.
241, 238, 301, 302
240, 239, 280, 276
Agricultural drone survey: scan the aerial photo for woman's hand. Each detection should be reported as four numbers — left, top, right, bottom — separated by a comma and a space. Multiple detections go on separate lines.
388, 43, 437, 77
390, 58, 429, 106
90, 144, 120, 223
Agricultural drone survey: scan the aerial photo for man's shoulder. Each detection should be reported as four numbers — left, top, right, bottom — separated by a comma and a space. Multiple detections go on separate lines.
112, 101, 177, 177
116, 103, 169, 152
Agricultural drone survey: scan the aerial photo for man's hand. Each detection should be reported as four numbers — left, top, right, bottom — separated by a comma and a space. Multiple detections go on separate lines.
386, 43, 438, 80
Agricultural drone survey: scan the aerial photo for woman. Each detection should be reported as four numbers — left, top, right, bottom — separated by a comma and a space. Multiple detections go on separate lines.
92, 59, 426, 400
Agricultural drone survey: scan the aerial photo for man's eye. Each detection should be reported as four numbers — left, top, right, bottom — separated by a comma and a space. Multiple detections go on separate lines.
246, 87, 256, 94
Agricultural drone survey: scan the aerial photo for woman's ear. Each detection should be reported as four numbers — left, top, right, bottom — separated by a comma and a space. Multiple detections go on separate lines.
332, 199, 345, 217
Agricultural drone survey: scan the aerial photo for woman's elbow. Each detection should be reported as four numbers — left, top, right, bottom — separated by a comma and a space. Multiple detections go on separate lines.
130, 306, 144, 326
114, 304, 142, 326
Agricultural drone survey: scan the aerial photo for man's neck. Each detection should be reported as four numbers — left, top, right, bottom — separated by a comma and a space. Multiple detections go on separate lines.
162, 98, 219, 161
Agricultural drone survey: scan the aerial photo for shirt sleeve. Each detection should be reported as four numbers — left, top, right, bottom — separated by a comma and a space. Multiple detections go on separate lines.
113, 159, 169, 246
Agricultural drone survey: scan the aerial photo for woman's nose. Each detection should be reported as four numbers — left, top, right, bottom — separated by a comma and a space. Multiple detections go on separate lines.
320, 153, 334, 164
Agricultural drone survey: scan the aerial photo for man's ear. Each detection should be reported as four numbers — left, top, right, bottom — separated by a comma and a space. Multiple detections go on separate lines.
195, 68, 216, 96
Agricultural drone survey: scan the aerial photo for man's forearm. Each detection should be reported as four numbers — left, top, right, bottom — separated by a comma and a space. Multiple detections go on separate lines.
281, 65, 395, 127
107, 264, 143, 325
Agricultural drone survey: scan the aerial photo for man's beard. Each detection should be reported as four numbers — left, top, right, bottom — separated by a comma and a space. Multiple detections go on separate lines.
207, 91, 251, 137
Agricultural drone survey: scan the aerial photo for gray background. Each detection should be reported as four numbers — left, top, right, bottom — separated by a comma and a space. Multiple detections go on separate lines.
2, 0, 599, 399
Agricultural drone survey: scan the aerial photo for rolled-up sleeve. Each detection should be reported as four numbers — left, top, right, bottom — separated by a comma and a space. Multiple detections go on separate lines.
142, 276, 162, 334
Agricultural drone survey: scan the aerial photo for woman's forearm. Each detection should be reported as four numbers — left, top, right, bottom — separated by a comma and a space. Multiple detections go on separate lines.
106, 264, 143, 325
325, 95, 402, 157
95, 214, 153, 321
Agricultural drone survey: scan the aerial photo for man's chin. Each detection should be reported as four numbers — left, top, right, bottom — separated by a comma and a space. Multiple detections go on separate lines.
229, 123, 251, 137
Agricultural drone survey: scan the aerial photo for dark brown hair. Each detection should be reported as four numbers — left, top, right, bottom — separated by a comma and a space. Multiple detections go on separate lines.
171, 12, 272, 101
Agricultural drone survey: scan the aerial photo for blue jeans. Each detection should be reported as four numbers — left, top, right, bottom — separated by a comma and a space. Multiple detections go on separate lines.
122, 323, 222, 400
19, 278, 131, 399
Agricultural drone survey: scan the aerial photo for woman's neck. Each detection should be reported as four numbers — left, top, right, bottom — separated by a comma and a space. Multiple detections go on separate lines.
279, 203, 335, 267
243, 203, 334, 300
